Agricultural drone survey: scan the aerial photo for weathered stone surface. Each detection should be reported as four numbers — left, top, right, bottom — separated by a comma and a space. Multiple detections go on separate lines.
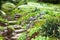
13, 25, 22, 29
14, 29, 26, 33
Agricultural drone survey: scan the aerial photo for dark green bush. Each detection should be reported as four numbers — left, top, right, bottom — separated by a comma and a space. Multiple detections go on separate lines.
40, 16, 60, 38
38, 0, 60, 4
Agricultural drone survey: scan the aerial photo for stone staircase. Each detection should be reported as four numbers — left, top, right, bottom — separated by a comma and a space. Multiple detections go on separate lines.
0, 21, 27, 40
11, 25, 27, 40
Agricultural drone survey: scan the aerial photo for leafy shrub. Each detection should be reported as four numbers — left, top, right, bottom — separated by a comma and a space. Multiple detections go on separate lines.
38, 0, 60, 4
40, 16, 60, 38
32, 36, 49, 40
18, 32, 26, 40
2, 2, 16, 13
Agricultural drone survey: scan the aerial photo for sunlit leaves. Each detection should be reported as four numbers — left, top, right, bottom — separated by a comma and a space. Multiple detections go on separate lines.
28, 27, 40, 36
34, 19, 46, 27
18, 32, 26, 40
0, 36, 4, 40
32, 36, 49, 40
2, 2, 16, 11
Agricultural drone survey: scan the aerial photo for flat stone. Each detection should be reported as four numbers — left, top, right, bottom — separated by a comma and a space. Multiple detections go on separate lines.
11, 33, 22, 40
8, 21, 17, 23
11, 36, 18, 40
14, 33, 22, 37
13, 25, 22, 29
14, 29, 26, 33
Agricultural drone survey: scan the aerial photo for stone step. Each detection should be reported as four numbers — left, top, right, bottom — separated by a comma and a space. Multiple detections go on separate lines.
0, 22, 8, 26
14, 29, 27, 33
0, 32, 4, 34
14, 33, 22, 37
8, 21, 17, 23
11, 33, 22, 40
13, 25, 22, 29
12, 32, 16, 36
11, 36, 17, 40
8, 21, 17, 25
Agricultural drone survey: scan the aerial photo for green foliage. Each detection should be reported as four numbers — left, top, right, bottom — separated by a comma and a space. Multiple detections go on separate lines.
2, 2, 16, 14
0, 1, 60, 40
0, 27, 5, 30
38, 0, 60, 4
32, 36, 49, 40
8, 25, 15, 31
40, 16, 60, 38
0, 35, 4, 40
0, 37, 4, 40
28, 27, 40, 36
32, 36, 57, 40
18, 32, 26, 40
0, 17, 7, 23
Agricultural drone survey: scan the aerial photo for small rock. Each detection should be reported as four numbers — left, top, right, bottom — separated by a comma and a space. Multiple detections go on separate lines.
14, 14, 21, 19
29, 16, 37, 21
26, 24, 30, 29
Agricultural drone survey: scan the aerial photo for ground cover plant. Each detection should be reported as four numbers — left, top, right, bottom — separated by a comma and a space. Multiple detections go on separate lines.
0, 0, 60, 40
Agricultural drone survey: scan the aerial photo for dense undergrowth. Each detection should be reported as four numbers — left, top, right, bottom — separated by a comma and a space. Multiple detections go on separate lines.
0, 0, 60, 40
